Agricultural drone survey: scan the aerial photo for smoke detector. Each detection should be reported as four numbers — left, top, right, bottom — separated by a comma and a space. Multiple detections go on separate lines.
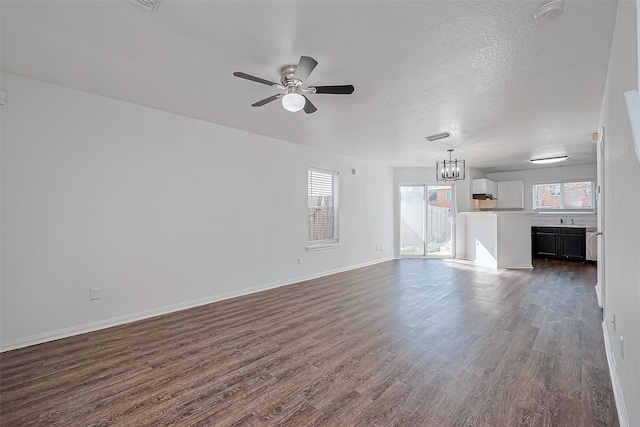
535, 1, 564, 22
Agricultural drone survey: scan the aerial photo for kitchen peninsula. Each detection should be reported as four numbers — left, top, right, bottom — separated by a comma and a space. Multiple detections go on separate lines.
457, 211, 532, 269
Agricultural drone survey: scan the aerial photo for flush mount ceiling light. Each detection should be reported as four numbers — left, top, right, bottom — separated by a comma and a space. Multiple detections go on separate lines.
426, 132, 451, 142
534, 0, 564, 22
530, 155, 569, 164
436, 149, 466, 182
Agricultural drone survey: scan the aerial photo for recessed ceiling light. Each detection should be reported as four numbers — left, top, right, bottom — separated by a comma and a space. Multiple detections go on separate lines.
530, 155, 569, 164
425, 132, 451, 142
535, 0, 564, 22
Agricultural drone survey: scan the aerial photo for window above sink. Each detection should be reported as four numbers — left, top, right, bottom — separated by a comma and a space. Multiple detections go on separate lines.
533, 180, 595, 212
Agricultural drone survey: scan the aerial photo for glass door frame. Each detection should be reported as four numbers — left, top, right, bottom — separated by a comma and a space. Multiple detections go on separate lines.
399, 183, 457, 259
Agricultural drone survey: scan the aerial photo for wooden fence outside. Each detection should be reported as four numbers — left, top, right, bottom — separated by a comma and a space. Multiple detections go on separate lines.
308, 196, 335, 241
400, 204, 452, 251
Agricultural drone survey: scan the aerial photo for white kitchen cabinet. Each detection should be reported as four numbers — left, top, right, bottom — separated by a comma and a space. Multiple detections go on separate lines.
497, 180, 524, 209
472, 179, 496, 196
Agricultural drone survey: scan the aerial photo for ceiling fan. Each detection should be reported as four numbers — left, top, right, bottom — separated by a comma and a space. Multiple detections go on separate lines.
233, 56, 355, 114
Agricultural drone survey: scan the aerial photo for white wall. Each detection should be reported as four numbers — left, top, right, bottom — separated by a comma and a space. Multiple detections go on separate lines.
598, 1, 640, 425
0, 73, 395, 350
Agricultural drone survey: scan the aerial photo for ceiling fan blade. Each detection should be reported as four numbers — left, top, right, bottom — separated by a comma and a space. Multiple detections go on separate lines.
294, 56, 318, 81
303, 96, 317, 114
312, 85, 355, 94
251, 94, 282, 107
233, 72, 280, 87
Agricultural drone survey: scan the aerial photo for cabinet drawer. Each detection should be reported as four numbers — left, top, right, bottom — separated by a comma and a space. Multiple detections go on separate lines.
535, 227, 559, 234
559, 227, 585, 235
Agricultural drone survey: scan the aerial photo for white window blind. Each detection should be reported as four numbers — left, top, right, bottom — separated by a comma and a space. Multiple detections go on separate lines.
308, 168, 339, 244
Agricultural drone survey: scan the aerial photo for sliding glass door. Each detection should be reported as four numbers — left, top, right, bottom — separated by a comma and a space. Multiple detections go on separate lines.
400, 184, 455, 258
426, 185, 454, 257
400, 186, 426, 256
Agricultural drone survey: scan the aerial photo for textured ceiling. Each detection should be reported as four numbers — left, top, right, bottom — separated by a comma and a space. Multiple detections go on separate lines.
1, 1, 618, 172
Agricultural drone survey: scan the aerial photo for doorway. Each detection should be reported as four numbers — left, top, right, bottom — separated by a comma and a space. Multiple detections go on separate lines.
400, 184, 455, 258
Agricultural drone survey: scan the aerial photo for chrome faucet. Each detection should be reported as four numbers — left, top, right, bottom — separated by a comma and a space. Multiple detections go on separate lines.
560, 218, 563, 224
571, 218, 574, 225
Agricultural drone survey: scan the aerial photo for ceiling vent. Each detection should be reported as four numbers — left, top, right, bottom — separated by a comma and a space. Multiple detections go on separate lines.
426, 132, 451, 142
129, 0, 160, 12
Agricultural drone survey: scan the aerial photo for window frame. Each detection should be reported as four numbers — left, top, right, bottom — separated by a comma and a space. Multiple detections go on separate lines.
532, 179, 596, 213
306, 167, 341, 250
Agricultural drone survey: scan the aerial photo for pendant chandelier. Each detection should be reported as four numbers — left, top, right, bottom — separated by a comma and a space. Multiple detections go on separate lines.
436, 149, 466, 182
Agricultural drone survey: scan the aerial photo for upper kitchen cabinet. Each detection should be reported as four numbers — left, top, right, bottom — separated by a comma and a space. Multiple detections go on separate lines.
497, 181, 524, 209
472, 179, 497, 198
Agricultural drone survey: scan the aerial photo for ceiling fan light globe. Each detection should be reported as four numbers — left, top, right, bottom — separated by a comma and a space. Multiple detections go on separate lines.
281, 93, 305, 112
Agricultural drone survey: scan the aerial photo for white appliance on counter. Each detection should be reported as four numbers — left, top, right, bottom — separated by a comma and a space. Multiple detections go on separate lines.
586, 228, 598, 261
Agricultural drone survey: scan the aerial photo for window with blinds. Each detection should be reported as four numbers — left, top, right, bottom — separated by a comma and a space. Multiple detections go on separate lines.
308, 168, 339, 244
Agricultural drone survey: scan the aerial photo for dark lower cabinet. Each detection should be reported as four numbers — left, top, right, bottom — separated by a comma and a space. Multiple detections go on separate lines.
535, 228, 559, 257
532, 227, 586, 261
559, 228, 586, 261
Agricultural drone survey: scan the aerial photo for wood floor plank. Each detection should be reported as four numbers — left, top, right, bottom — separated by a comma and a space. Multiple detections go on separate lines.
0, 259, 618, 426
351, 380, 412, 427
582, 364, 620, 427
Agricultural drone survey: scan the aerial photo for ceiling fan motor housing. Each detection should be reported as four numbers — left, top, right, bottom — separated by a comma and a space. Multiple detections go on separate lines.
280, 65, 303, 88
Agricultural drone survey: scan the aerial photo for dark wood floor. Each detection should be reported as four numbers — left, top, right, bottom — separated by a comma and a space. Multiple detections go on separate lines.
0, 259, 618, 426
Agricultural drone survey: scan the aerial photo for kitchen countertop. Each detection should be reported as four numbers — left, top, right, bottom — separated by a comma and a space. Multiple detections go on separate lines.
534, 224, 597, 231
534, 224, 586, 228
461, 211, 532, 214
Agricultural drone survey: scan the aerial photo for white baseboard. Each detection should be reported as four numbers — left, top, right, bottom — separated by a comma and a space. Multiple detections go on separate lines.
0, 257, 395, 352
602, 322, 629, 427
499, 264, 534, 269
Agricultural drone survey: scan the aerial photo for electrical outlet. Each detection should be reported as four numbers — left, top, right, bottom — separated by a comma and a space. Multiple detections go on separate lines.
297, 257, 303, 265
381, 245, 385, 250
621, 336, 624, 359
90, 288, 100, 301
